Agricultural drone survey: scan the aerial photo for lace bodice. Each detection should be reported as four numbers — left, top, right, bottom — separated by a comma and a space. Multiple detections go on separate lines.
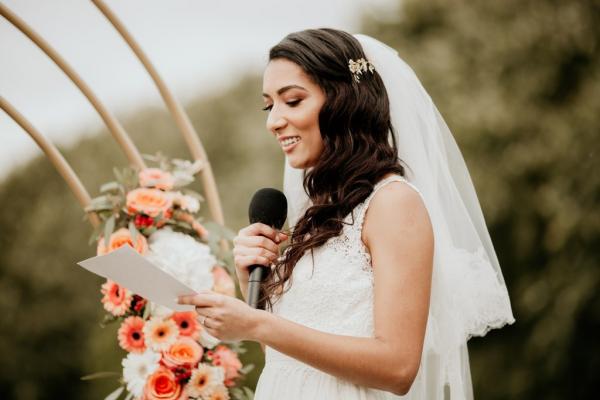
265, 174, 422, 365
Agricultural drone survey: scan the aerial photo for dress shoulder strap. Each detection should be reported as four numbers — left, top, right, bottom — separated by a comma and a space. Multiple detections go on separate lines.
355, 174, 423, 232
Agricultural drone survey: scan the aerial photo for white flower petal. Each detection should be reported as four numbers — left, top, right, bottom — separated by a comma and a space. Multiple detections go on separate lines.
122, 350, 160, 397
145, 228, 215, 293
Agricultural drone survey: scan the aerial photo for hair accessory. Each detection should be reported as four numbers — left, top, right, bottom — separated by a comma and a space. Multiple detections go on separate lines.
348, 58, 375, 82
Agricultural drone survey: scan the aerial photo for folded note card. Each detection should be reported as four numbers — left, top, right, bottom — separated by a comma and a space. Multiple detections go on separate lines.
77, 245, 196, 312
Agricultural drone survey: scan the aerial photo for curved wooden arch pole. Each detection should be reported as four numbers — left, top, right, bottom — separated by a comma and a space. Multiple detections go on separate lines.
0, 96, 100, 228
90, 0, 225, 227
0, 3, 145, 170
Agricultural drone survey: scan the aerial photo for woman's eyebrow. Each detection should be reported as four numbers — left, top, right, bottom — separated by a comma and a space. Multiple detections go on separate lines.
262, 84, 307, 98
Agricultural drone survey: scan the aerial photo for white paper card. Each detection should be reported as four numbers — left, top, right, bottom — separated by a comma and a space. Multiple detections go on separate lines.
77, 245, 196, 312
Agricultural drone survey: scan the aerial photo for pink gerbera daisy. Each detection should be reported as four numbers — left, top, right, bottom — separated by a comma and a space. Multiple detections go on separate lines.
143, 317, 179, 352
118, 316, 146, 353
171, 311, 201, 338
101, 279, 132, 316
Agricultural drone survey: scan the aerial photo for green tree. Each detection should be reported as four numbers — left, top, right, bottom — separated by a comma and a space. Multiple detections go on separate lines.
362, 0, 599, 398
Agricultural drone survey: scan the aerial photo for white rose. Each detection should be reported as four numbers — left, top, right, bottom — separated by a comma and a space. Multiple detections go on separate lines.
145, 228, 215, 293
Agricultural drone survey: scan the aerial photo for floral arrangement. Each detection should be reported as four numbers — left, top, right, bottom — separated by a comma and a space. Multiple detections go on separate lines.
84, 154, 254, 400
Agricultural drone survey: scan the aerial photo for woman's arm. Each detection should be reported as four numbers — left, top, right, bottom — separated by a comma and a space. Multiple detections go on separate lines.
180, 183, 433, 393
232, 224, 288, 354
250, 182, 434, 395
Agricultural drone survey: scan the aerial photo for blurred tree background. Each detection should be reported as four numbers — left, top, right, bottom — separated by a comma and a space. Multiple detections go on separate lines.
0, 0, 597, 399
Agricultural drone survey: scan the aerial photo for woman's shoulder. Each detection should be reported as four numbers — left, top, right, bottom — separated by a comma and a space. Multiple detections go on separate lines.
361, 174, 432, 245
372, 180, 425, 214
374, 173, 418, 192
365, 173, 423, 207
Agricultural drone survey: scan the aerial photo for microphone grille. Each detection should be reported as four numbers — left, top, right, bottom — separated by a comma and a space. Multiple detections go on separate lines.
248, 188, 287, 229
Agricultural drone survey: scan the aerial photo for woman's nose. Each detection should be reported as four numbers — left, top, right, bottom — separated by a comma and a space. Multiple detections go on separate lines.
266, 107, 287, 134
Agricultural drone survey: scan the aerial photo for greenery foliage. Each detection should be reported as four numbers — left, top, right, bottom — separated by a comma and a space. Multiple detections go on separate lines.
362, 0, 599, 398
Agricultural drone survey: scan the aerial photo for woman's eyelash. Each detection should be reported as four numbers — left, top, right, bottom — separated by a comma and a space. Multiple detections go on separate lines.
261, 99, 302, 112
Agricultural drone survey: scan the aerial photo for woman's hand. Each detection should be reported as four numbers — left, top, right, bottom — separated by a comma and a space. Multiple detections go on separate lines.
178, 290, 265, 342
232, 223, 288, 300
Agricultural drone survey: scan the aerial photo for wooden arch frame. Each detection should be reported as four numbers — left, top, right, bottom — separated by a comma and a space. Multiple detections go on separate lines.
0, 2, 226, 231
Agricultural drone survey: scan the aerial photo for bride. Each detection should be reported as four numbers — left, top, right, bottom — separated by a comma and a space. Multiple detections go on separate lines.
179, 28, 515, 399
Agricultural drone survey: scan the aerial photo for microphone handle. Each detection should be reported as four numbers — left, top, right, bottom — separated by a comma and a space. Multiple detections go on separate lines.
247, 264, 268, 309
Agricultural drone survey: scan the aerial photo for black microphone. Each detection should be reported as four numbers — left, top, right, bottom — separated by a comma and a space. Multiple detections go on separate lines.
247, 188, 287, 309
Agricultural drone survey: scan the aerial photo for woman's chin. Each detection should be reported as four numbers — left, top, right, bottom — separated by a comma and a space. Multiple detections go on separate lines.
286, 156, 307, 170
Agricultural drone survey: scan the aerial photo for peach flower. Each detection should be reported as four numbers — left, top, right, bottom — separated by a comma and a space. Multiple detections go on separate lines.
97, 227, 149, 255
207, 385, 230, 400
118, 316, 146, 353
171, 311, 201, 339
142, 366, 182, 400
139, 168, 175, 191
162, 336, 203, 369
126, 188, 173, 218
144, 317, 179, 352
212, 266, 235, 297
186, 365, 224, 398
101, 279, 132, 316
210, 345, 242, 387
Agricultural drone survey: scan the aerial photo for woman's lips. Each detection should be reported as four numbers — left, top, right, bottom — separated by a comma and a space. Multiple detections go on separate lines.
280, 136, 301, 153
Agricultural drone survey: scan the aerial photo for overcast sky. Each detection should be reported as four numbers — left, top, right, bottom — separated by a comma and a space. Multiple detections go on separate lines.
0, 0, 397, 181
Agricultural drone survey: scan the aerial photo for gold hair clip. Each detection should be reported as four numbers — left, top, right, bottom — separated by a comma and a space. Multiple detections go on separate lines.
348, 58, 375, 82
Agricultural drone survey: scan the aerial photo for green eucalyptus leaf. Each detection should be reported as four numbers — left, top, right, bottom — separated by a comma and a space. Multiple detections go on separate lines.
104, 386, 124, 400
80, 371, 120, 381
104, 215, 116, 248
91, 195, 109, 203
88, 223, 104, 246
230, 388, 244, 400
85, 204, 114, 212
100, 181, 121, 193
143, 226, 157, 236
100, 313, 119, 328
175, 221, 193, 230
239, 363, 254, 374
243, 387, 255, 400
128, 221, 138, 242
142, 153, 158, 163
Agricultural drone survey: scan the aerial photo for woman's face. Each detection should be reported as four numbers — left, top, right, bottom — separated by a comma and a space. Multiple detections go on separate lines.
262, 59, 326, 169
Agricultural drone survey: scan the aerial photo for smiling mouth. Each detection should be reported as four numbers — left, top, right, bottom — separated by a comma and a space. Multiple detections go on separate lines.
280, 136, 301, 148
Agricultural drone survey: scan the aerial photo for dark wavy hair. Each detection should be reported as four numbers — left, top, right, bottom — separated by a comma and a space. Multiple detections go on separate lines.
260, 28, 405, 310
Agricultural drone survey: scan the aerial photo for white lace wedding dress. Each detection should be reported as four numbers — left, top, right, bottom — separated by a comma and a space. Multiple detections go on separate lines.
254, 174, 422, 399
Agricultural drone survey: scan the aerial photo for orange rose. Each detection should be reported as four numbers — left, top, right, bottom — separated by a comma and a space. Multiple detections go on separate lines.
162, 337, 203, 369
212, 266, 235, 297
143, 367, 182, 400
212, 345, 242, 387
126, 188, 173, 218
97, 227, 148, 255
139, 168, 175, 191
